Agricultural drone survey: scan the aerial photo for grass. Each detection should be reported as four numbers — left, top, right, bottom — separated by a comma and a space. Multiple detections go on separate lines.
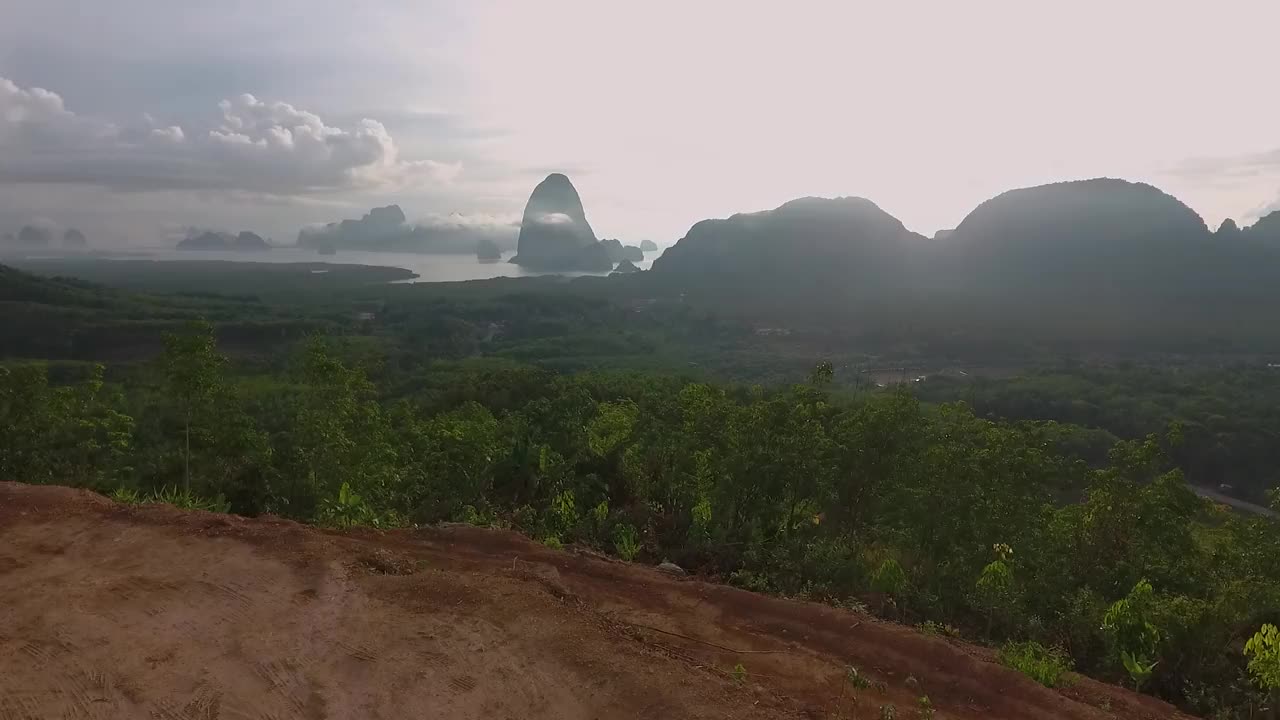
998, 640, 1074, 688
110, 485, 230, 513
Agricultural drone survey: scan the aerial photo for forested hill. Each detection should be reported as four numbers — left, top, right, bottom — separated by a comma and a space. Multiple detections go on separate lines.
649, 196, 927, 288
939, 179, 1218, 290
0, 262, 115, 307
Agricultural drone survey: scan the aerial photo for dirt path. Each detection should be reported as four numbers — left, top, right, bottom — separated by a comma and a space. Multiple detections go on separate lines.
0, 483, 1192, 719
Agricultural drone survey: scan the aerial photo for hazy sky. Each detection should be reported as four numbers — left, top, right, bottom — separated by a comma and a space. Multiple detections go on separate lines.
2, 0, 1279, 245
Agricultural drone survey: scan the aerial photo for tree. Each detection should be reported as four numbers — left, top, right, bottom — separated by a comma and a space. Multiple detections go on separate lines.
871, 557, 908, 617
974, 544, 1017, 637
1102, 579, 1162, 691
160, 320, 225, 493
279, 337, 398, 521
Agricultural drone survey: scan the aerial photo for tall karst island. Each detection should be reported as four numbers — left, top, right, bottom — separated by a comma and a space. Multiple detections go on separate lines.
510, 174, 616, 271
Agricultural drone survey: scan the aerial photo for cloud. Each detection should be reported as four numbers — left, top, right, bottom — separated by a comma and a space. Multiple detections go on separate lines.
0, 78, 458, 195
532, 212, 574, 225
1174, 147, 1280, 181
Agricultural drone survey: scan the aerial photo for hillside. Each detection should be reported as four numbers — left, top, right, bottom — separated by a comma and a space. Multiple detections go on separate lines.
0, 482, 1192, 720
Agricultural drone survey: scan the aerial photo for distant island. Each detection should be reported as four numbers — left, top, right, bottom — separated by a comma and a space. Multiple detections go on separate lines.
62, 229, 88, 248
178, 230, 270, 251
476, 237, 503, 262
298, 205, 516, 255
1, 225, 88, 250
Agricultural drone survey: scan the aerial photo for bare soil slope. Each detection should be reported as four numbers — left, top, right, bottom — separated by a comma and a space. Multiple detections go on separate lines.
0, 483, 1192, 719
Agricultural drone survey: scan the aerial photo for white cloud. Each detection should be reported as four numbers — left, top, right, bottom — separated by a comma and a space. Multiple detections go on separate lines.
533, 212, 573, 225
0, 77, 459, 195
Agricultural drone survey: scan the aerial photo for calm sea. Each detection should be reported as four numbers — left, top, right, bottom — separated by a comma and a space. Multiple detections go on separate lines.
13, 247, 656, 283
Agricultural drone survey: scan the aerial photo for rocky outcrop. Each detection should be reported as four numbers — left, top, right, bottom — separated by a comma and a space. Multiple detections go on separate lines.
62, 229, 88, 248
601, 239, 643, 263
1215, 218, 1241, 239
510, 174, 608, 270
574, 241, 615, 272
640, 239, 658, 252
612, 259, 641, 274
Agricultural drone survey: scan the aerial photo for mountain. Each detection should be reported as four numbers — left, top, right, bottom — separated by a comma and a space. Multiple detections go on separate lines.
650, 196, 927, 287
62, 229, 88, 248
601, 239, 643, 263
940, 179, 1220, 289
640, 239, 658, 252
1215, 218, 1241, 240
1243, 211, 1280, 244
234, 231, 269, 250
510, 174, 610, 270
299, 205, 516, 254
17, 226, 52, 247
612, 259, 641, 274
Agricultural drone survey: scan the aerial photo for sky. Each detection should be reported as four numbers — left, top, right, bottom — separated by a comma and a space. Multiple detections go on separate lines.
2, 0, 1279, 246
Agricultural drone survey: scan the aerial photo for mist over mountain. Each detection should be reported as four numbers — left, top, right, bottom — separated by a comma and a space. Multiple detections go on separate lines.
298, 206, 517, 255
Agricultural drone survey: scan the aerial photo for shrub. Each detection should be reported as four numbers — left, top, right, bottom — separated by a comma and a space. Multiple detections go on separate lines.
1244, 624, 1280, 692
613, 523, 640, 561
999, 640, 1073, 687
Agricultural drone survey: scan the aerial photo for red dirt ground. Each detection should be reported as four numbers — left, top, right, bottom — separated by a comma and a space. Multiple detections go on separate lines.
0, 482, 1193, 719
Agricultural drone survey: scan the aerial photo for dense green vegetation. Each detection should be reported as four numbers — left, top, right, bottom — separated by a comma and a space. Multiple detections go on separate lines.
918, 367, 1280, 503
2, 319, 1278, 718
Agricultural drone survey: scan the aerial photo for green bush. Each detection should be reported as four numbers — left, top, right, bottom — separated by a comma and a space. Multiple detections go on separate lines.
999, 640, 1073, 688
613, 523, 640, 561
